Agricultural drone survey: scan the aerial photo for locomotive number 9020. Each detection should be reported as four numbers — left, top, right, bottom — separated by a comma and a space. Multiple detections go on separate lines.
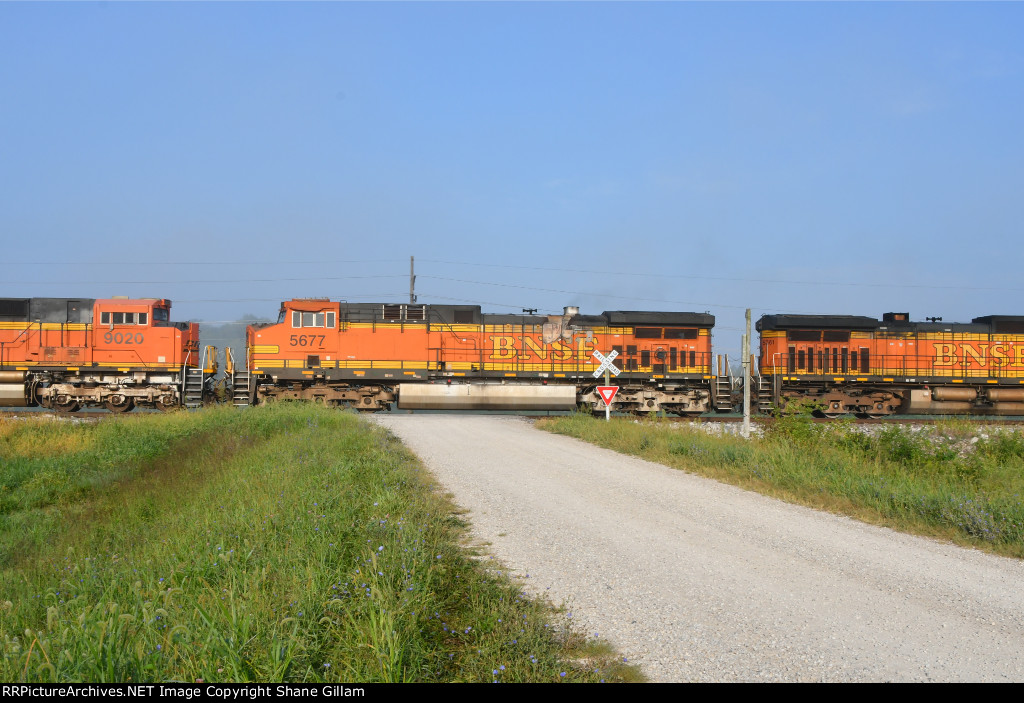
103, 331, 144, 344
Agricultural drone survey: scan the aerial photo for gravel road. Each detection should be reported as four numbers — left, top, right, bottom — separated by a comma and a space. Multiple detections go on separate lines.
372, 414, 1024, 682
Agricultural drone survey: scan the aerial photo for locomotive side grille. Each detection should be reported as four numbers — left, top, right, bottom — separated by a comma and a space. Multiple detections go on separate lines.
0, 299, 30, 320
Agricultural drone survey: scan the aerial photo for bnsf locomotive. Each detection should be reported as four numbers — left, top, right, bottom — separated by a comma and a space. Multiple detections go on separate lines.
757, 312, 1024, 416
0, 297, 216, 412
9, 292, 1024, 419
238, 299, 717, 415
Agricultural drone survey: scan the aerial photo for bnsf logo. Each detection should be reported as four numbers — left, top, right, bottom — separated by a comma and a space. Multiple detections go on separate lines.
488, 336, 597, 362
934, 343, 1024, 367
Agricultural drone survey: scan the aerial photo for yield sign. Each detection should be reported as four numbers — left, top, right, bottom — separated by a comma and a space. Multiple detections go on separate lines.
597, 386, 619, 406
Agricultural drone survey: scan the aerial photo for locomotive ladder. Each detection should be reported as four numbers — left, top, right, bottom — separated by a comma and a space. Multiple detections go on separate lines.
231, 370, 251, 407
713, 355, 734, 412
713, 377, 733, 411
756, 375, 774, 414
226, 347, 251, 407
183, 368, 205, 409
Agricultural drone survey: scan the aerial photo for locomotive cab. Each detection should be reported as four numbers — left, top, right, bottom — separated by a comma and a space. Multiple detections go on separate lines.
91, 298, 200, 368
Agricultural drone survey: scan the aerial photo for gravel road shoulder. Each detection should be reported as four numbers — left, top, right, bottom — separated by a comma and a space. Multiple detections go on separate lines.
373, 414, 1024, 682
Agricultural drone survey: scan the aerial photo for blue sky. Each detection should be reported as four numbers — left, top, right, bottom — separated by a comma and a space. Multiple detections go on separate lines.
2, 2, 1022, 359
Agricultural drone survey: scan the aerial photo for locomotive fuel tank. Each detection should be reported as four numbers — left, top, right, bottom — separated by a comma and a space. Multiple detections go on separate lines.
396, 383, 577, 411
0, 371, 26, 406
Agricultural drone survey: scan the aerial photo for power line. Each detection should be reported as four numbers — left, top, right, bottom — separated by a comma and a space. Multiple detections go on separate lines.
2, 275, 406, 285
6, 255, 1018, 292
418, 259, 1024, 293
420, 275, 750, 311
13, 258, 406, 266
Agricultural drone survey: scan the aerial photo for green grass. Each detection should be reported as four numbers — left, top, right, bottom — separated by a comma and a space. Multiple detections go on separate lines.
537, 413, 1024, 558
0, 405, 640, 683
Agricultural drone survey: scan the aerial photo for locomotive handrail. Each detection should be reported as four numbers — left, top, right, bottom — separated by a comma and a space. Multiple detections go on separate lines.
763, 352, 1024, 380
200, 345, 207, 382
203, 345, 218, 375
10, 319, 38, 345
182, 348, 192, 398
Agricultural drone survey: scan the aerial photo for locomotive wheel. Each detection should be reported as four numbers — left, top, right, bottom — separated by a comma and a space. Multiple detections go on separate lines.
104, 396, 135, 413
155, 399, 180, 412
54, 398, 80, 413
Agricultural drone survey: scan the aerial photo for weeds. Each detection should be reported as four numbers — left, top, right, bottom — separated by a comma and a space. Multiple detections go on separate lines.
539, 413, 1024, 557
0, 406, 637, 683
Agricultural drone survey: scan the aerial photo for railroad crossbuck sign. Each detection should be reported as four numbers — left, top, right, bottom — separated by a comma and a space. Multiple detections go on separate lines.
597, 386, 619, 406
592, 349, 621, 378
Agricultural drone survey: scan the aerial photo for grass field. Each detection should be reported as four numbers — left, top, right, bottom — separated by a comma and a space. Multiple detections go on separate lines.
0, 405, 637, 683
537, 412, 1024, 559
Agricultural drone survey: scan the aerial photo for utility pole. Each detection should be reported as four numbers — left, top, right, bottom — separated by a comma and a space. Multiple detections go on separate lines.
742, 308, 751, 439
409, 256, 416, 304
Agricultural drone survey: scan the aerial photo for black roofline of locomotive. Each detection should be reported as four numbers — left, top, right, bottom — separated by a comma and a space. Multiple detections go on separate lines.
756, 315, 879, 332
600, 311, 715, 327
757, 313, 1019, 335
972, 315, 1024, 324
261, 301, 715, 328
0, 297, 97, 324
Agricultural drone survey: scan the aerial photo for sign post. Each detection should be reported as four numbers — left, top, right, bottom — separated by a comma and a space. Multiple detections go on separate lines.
592, 350, 621, 421
742, 308, 751, 439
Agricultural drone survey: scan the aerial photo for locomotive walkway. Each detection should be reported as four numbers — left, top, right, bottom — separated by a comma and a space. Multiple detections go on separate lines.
373, 414, 1024, 682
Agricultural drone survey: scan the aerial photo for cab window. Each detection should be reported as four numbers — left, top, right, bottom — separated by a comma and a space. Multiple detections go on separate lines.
101, 311, 148, 325
292, 310, 336, 328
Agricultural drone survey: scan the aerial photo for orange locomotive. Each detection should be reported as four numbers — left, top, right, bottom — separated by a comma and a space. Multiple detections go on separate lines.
757, 312, 1024, 416
241, 300, 716, 415
0, 297, 215, 412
